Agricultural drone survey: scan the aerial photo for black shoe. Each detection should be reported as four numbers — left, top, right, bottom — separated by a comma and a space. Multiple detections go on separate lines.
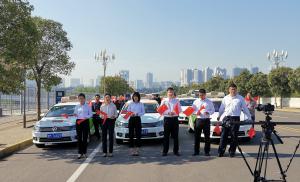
174, 152, 181, 156
218, 153, 224, 157
205, 153, 210, 156
193, 153, 199, 156
229, 153, 235, 158
162, 153, 168, 156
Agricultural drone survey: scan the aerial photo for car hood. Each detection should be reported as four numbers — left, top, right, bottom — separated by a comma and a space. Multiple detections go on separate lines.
117, 113, 162, 123
36, 116, 77, 127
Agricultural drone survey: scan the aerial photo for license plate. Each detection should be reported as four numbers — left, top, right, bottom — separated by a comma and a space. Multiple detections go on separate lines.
47, 133, 63, 139
142, 129, 148, 135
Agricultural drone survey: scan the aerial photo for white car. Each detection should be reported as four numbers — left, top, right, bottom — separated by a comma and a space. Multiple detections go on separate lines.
32, 102, 95, 147
188, 98, 252, 140
115, 99, 164, 144
178, 98, 196, 123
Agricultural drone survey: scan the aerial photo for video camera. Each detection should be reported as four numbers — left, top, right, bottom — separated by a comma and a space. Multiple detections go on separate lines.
256, 103, 274, 113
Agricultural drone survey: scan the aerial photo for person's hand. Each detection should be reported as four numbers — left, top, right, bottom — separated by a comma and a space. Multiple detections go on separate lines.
217, 116, 220, 121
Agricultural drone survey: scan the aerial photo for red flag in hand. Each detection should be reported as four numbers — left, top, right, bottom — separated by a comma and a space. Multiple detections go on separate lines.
157, 104, 168, 115
183, 107, 195, 117
214, 123, 221, 135
96, 109, 101, 115
173, 103, 180, 115
88, 100, 93, 107
77, 119, 86, 125
248, 127, 256, 139
197, 105, 206, 115
99, 111, 108, 125
123, 111, 134, 120
61, 113, 69, 118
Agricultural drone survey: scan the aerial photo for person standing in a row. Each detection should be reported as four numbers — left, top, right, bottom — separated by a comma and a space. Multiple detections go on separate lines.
127, 92, 145, 156
161, 87, 182, 156
192, 89, 215, 156
91, 94, 102, 140
74, 93, 92, 159
100, 93, 118, 157
217, 83, 252, 157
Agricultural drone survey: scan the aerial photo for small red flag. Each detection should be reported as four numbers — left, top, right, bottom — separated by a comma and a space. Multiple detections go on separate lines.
173, 103, 180, 115
197, 105, 206, 115
214, 123, 221, 135
123, 111, 134, 120
248, 127, 256, 139
98, 111, 108, 124
157, 104, 168, 115
61, 113, 69, 118
88, 101, 93, 107
183, 107, 195, 117
76, 119, 86, 125
96, 109, 101, 115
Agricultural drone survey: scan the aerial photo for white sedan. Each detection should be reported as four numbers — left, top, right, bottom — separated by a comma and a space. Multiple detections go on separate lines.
115, 99, 164, 144
188, 98, 253, 140
178, 98, 196, 123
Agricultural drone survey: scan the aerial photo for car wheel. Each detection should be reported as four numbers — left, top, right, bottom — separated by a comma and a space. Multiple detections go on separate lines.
35, 144, 45, 148
116, 139, 123, 144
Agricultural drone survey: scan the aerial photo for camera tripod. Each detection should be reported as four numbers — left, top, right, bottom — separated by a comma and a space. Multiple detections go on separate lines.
233, 113, 300, 182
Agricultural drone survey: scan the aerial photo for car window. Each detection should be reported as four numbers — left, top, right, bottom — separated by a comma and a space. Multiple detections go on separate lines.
213, 101, 221, 112
179, 99, 195, 106
45, 105, 76, 117
121, 103, 158, 113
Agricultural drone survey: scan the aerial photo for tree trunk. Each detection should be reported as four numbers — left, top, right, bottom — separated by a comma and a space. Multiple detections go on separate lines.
36, 80, 42, 121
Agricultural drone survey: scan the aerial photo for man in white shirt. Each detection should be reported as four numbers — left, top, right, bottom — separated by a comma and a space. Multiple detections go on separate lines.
192, 89, 215, 156
161, 87, 182, 156
217, 83, 252, 157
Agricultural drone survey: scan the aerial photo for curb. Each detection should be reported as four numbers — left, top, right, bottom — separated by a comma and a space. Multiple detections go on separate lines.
0, 138, 33, 159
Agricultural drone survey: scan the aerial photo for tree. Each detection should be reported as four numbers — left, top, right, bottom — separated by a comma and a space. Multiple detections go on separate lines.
268, 67, 293, 108
204, 76, 224, 92
233, 70, 253, 96
288, 67, 300, 94
246, 72, 271, 97
0, 0, 38, 93
100, 76, 134, 96
27, 17, 75, 120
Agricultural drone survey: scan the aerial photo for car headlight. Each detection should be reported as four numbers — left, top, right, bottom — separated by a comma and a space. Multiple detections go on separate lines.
34, 125, 40, 131
155, 120, 164, 127
115, 120, 128, 128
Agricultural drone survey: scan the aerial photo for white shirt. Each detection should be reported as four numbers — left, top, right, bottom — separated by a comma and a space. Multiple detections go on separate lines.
100, 102, 118, 119
192, 98, 215, 119
74, 103, 93, 119
160, 97, 182, 117
218, 94, 251, 119
127, 101, 145, 116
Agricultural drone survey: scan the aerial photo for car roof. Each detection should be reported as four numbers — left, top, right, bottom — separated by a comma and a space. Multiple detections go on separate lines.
126, 99, 158, 104
178, 98, 196, 100
54, 102, 79, 106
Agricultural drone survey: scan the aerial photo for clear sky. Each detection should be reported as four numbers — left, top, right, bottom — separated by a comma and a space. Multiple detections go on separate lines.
29, 0, 300, 83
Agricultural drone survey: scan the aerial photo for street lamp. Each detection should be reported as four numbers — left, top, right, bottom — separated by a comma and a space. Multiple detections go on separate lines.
267, 49, 288, 69
94, 49, 115, 93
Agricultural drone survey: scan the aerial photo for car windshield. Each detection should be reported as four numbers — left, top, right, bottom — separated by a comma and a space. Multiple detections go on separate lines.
213, 101, 221, 112
122, 103, 158, 113
45, 105, 76, 117
180, 99, 195, 106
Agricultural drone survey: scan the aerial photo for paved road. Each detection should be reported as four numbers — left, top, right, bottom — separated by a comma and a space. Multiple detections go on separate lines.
0, 111, 299, 182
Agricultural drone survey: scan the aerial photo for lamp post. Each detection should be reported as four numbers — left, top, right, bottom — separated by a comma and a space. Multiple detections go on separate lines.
94, 49, 115, 94
267, 49, 288, 69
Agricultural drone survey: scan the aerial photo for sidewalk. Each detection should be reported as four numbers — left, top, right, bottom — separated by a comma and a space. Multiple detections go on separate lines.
276, 107, 300, 113
0, 115, 37, 159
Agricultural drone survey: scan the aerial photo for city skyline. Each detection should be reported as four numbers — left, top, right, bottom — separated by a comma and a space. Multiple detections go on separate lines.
29, 0, 300, 82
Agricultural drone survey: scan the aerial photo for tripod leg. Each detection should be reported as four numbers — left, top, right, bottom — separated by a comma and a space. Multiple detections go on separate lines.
254, 141, 268, 182
270, 139, 287, 182
237, 144, 254, 176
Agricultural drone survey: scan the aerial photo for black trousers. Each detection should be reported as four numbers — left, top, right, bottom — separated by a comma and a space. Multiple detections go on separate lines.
128, 116, 142, 148
92, 117, 101, 139
101, 118, 115, 153
218, 116, 240, 155
194, 118, 211, 154
76, 119, 89, 154
163, 117, 179, 154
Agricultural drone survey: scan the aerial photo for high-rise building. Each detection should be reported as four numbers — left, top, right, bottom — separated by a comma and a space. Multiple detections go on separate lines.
119, 70, 129, 83
180, 69, 193, 86
250, 66, 259, 74
203, 67, 213, 82
145, 72, 154, 88
134, 80, 144, 90
85, 79, 94, 87
192, 69, 203, 84
232, 67, 248, 78
70, 78, 81, 87
214, 67, 227, 79
95, 76, 102, 87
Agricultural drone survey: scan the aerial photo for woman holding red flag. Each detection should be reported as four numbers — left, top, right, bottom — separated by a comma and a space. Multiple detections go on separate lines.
160, 87, 182, 156
74, 93, 93, 159
245, 92, 257, 127
100, 93, 118, 157
127, 92, 145, 156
